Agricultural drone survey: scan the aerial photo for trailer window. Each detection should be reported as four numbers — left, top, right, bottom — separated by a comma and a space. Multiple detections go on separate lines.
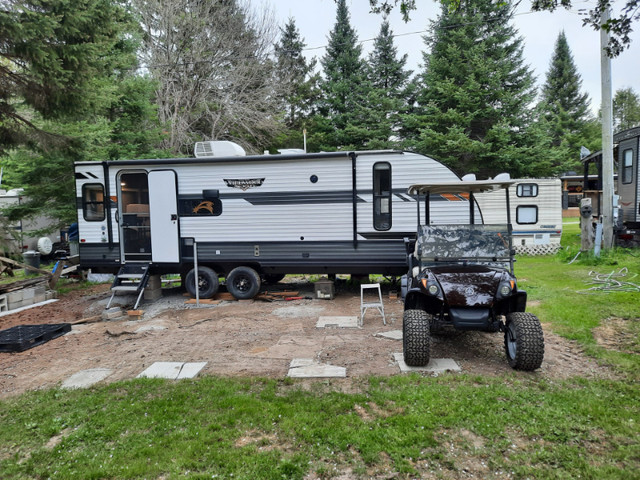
82, 184, 105, 221
622, 149, 633, 184
517, 183, 538, 197
373, 162, 392, 231
516, 205, 538, 225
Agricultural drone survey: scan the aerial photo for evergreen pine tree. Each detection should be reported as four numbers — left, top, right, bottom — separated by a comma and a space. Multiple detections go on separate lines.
405, 0, 537, 177
539, 31, 591, 139
273, 17, 319, 149
362, 19, 412, 149
537, 31, 597, 173
312, 0, 368, 150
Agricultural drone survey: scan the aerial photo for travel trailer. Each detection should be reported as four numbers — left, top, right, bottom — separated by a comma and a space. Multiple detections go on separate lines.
580, 126, 639, 246
616, 127, 640, 238
0, 188, 64, 260
74, 142, 484, 302
475, 178, 563, 254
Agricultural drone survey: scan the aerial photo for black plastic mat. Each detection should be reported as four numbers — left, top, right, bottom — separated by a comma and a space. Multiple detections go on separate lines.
0, 323, 71, 353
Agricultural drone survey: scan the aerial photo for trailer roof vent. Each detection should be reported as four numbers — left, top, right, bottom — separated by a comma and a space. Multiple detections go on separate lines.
194, 141, 246, 158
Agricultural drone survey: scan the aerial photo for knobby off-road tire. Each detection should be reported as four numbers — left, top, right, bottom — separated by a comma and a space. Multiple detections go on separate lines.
504, 312, 545, 371
185, 266, 219, 299
403, 309, 431, 367
226, 266, 261, 300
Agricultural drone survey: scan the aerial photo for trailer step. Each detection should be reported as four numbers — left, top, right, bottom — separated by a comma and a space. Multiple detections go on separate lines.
107, 263, 151, 310
111, 286, 140, 292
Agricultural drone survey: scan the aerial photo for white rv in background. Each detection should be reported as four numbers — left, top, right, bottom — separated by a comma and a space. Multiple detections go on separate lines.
476, 178, 563, 254
0, 188, 62, 258
74, 142, 485, 300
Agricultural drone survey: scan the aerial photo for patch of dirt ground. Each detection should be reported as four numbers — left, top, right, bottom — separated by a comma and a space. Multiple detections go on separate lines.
0, 279, 615, 398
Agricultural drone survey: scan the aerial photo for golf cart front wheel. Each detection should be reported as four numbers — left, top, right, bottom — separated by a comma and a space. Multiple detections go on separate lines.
403, 309, 431, 367
504, 312, 545, 371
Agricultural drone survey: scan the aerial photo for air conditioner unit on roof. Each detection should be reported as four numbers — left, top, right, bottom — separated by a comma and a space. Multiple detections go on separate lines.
194, 141, 246, 158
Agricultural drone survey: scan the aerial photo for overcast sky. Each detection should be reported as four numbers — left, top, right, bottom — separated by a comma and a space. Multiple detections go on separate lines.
265, 0, 639, 115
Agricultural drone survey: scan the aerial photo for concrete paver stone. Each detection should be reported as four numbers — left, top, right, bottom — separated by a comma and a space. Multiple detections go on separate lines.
287, 358, 346, 378
62, 368, 113, 389
316, 316, 359, 328
393, 353, 461, 373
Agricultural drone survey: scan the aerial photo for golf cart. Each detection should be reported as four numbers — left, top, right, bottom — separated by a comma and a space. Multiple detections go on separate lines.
401, 175, 544, 371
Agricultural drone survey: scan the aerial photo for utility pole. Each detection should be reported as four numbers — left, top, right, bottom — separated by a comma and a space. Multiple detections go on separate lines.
600, 6, 615, 249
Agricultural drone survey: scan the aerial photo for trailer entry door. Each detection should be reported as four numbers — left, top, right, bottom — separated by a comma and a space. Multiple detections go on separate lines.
119, 172, 152, 262
149, 170, 180, 263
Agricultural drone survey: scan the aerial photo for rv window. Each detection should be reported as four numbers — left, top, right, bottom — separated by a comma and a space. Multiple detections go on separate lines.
622, 149, 633, 184
516, 183, 538, 197
373, 162, 392, 231
82, 184, 105, 221
516, 205, 538, 225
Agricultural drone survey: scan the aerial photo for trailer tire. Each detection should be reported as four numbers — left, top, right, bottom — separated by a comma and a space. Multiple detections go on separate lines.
504, 312, 545, 371
403, 309, 431, 367
185, 266, 219, 299
227, 266, 261, 300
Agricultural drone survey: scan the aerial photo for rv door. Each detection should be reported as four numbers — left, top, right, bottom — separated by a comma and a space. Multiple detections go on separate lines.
149, 170, 180, 263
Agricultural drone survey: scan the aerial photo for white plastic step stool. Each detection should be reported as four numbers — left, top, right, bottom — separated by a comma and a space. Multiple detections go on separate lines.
360, 284, 386, 326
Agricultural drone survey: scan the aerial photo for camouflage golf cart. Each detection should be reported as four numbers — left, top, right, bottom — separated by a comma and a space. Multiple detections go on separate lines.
401, 176, 544, 371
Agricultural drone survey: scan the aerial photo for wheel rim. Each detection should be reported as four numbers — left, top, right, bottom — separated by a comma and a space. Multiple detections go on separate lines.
234, 275, 251, 292
506, 322, 517, 358
198, 275, 210, 291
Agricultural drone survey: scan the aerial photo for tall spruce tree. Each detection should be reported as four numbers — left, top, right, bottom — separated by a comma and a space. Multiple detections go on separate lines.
273, 17, 319, 149
537, 31, 597, 173
405, 0, 537, 177
311, 0, 368, 150
361, 19, 412, 149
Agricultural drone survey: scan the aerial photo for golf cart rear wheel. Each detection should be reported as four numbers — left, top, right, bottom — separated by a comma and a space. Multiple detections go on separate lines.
185, 266, 219, 299
226, 266, 261, 300
403, 309, 431, 367
504, 312, 545, 371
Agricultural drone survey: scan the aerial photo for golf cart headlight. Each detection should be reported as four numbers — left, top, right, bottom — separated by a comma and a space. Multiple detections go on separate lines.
498, 280, 515, 297
420, 278, 440, 296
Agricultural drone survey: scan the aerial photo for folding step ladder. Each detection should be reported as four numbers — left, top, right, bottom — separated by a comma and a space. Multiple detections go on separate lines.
106, 263, 151, 310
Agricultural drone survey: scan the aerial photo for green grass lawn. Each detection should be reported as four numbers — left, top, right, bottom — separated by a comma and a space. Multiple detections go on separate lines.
1, 219, 639, 479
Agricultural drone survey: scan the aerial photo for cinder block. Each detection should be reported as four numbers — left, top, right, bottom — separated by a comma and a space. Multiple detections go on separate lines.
0, 294, 7, 311
8, 299, 26, 310
34, 285, 46, 296
45, 290, 58, 300
101, 307, 123, 321
22, 288, 35, 300
7, 290, 23, 303
144, 288, 162, 301
34, 294, 46, 304
146, 274, 162, 290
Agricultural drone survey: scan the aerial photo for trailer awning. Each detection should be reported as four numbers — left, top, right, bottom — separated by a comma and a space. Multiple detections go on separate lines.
408, 179, 515, 196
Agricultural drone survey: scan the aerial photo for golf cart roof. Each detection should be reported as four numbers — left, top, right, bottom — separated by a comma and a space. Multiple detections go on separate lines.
408, 178, 515, 195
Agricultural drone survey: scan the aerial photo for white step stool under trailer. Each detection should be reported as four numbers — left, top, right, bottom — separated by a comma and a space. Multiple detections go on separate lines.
360, 283, 386, 326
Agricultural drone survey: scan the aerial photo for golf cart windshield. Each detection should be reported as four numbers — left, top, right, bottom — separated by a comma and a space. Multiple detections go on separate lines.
415, 224, 512, 263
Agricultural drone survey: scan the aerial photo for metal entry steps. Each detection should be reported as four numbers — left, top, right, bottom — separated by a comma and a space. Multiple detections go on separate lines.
107, 263, 151, 310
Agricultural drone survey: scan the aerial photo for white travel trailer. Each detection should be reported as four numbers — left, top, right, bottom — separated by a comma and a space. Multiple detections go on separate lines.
475, 178, 563, 254
0, 188, 63, 259
74, 143, 483, 302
